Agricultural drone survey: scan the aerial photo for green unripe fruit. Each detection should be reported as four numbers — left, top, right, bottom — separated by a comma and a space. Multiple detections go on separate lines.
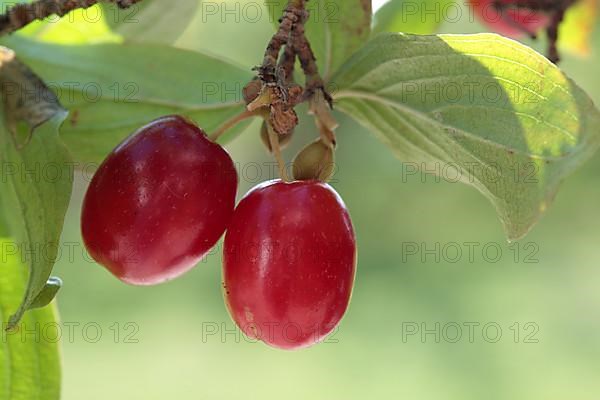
292, 138, 335, 182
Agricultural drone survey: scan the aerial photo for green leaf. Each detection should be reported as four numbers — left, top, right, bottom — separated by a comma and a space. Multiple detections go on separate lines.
29, 277, 62, 310
7, 0, 198, 45
332, 33, 600, 240
372, 0, 456, 35
266, 0, 372, 80
101, 0, 199, 44
0, 47, 72, 328
0, 237, 61, 400
3, 36, 254, 163
0, 0, 120, 45
16, 5, 121, 45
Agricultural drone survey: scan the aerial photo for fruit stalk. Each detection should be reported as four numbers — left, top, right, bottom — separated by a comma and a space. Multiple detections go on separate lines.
265, 119, 291, 182
209, 109, 258, 143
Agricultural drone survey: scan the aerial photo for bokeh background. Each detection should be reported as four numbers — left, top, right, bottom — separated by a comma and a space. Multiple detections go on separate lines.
51, 1, 600, 399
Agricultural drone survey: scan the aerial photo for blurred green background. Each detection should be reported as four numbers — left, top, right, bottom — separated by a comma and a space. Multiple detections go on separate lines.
52, 1, 600, 399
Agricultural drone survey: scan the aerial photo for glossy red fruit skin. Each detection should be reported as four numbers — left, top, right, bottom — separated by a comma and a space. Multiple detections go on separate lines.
469, 0, 549, 38
223, 180, 356, 350
81, 115, 237, 285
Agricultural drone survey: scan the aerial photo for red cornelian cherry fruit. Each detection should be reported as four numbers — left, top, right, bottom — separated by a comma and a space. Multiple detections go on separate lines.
223, 179, 356, 350
81, 115, 238, 285
469, 0, 550, 38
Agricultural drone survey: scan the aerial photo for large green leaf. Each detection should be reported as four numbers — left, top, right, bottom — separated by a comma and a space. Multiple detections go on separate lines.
17, 7, 119, 44
0, 48, 72, 328
1, 1, 119, 44
372, 0, 456, 35
3, 36, 254, 163
0, 238, 61, 400
8, 0, 198, 45
266, 0, 372, 80
101, 0, 199, 44
332, 33, 600, 240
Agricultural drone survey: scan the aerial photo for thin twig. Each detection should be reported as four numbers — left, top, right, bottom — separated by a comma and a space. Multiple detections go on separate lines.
0, 0, 143, 36
290, 7, 318, 88
545, 6, 567, 63
278, 43, 297, 85
256, 2, 302, 84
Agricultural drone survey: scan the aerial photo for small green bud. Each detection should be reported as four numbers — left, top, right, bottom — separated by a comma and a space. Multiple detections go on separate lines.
292, 138, 335, 182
